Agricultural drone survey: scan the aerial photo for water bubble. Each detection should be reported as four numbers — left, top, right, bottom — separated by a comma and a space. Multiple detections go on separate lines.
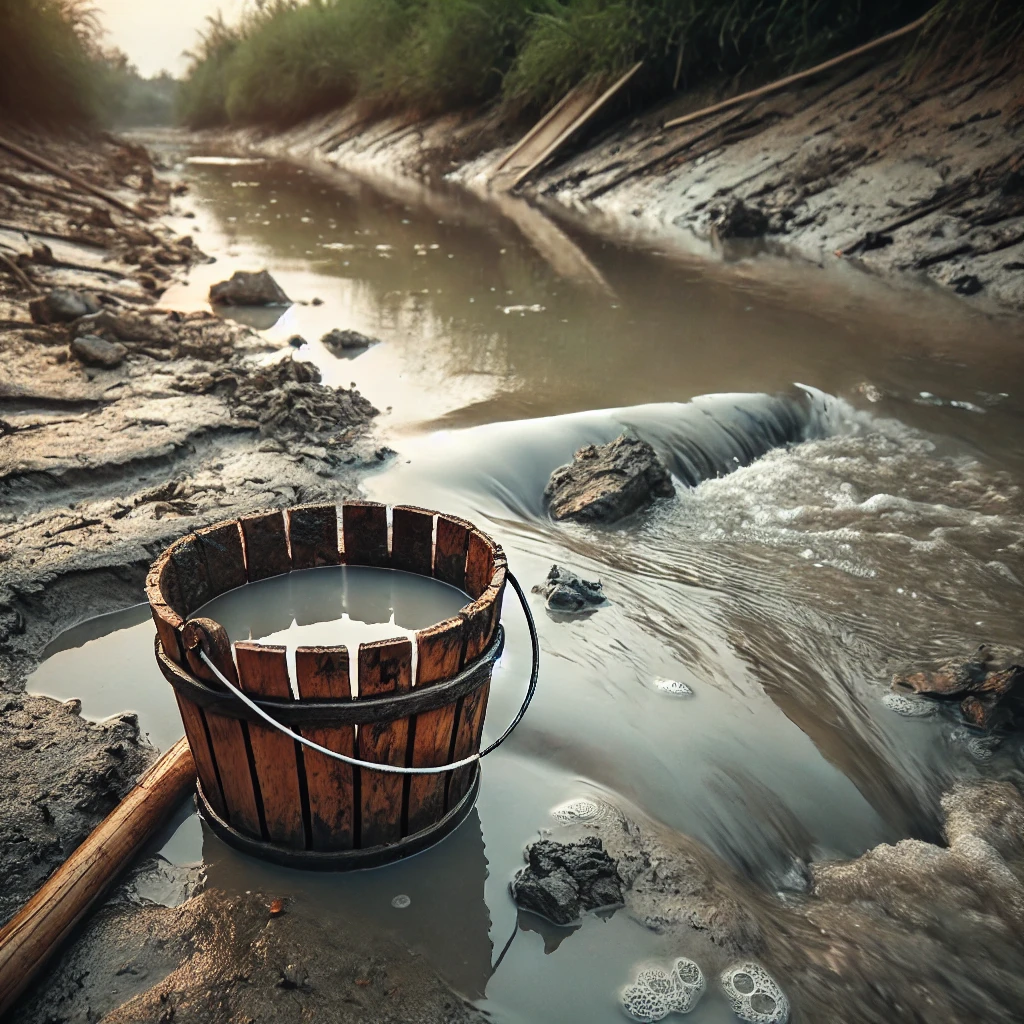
552, 798, 600, 824
391, 894, 411, 909
720, 963, 789, 1024
654, 678, 694, 697
882, 692, 935, 718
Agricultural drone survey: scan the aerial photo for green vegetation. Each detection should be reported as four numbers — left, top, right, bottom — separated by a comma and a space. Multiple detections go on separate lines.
0, 0, 105, 125
179, 0, 1024, 130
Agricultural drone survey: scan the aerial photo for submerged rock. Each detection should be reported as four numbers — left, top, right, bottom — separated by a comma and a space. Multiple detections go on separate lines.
321, 328, 379, 353
209, 269, 291, 306
544, 434, 675, 524
70, 334, 128, 368
891, 646, 1024, 729
29, 287, 101, 324
532, 565, 606, 614
510, 837, 623, 926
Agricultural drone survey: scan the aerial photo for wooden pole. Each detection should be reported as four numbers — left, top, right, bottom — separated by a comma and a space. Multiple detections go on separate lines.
0, 738, 196, 1017
0, 135, 149, 220
663, 13, 931, 131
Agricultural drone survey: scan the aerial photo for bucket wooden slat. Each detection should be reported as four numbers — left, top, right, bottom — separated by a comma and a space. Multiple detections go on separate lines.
391, 506, 434, 577
147, 562, 184, 664
182, 622, 262, 839
196, 521, 246, 596
449, 564, 507, 808
240, 511, 291, 582
434, 515, 471, 589
173, 692, 227, 820
234, 642, 306, 848
295, 647, 354, 851
288, 504, 341, 570
465, 530, 494, 600
170, 535, 212, 616
342, 501, 389, 567
357, 637, 412, 847
407, 615, 466, 835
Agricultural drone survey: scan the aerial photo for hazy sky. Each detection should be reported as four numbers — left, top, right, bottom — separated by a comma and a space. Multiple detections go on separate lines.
97, 0, 248, 77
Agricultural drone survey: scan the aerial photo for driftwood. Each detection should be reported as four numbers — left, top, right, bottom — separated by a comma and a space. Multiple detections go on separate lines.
0, 738, 195, 1018
0, 220, 111, 249
509, 61, 644, 191
0, 134, 148, 220
0, 171, 104, 212
663, 13, 931, 131
0, 250, 34, 292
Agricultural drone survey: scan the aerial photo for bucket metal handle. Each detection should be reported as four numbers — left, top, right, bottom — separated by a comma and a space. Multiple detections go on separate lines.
196, 570, 539, 775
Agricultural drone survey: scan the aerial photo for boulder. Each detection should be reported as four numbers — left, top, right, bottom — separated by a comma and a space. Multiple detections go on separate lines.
544, 434, 675, 524
710, 199, 770, 239
29, 288, 101, 324
209, 269, 291, 306
321, 328, 379, 353
510, 837, 623, 926
70, 334, 128, 368
532, 565, 606, 614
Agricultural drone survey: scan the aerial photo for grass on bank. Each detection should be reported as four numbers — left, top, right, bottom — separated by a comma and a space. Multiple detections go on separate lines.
178, 0, 1024, 131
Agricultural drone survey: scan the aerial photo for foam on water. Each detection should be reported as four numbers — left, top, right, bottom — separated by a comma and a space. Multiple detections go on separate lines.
720, 963, 789, 1024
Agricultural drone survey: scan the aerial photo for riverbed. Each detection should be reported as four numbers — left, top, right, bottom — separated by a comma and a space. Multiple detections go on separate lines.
26, 140, 1024, 1023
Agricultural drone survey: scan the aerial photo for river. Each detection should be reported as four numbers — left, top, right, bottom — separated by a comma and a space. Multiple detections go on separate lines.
27, 140, 1024, 1023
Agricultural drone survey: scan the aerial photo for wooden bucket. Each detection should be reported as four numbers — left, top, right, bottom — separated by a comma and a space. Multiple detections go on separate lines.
148, 501, 507, 869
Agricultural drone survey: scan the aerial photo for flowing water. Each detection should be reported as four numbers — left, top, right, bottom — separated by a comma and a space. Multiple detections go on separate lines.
27, 138, 1024, 1022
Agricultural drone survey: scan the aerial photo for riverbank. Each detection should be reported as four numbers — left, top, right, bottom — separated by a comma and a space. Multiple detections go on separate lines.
231, 50, 1024, 314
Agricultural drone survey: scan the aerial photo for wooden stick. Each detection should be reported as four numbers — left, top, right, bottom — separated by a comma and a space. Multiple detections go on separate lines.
663, 13, 931, 130
511, 61, 644, 191
0, 251, 34, 292
0, 171, 105, 213
0, 134, 147, 220
491, 86, 589, 176
0, 738, 196, 1018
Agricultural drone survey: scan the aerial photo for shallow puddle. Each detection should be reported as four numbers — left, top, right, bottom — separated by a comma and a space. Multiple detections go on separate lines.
30, 134, 1024, 1022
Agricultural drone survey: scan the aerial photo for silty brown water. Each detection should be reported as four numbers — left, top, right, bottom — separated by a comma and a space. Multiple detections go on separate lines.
27, 137, 1024, 1022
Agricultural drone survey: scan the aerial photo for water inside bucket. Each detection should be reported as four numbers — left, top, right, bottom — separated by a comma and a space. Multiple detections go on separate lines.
195, 564, 470, 696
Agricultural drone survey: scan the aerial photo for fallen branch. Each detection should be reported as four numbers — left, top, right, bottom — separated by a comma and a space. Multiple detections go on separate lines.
0, 134, 148, 220
0, 171, 105, 213
0, 221, 110, 249
0, 738, 195, 1018
664, 13, 931, 131
0, 251, 34, 292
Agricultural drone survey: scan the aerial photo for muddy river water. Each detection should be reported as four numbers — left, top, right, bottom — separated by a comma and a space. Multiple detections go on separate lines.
28, 144, 1024, 1022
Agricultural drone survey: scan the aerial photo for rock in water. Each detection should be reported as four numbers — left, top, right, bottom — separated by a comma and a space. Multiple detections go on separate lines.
70, 334, 128, 368
321, 328, 379, 353
532, 565, 606, 614
544, 434, 675, 524
29, 288, 101, 324
209, 269, 291, 306
510, 837, 623, 926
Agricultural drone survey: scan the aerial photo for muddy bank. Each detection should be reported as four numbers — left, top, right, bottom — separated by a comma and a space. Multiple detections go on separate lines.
233, 54, 1024, 313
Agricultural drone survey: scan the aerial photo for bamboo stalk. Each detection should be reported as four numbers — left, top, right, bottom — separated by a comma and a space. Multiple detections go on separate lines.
0, 738, 196, 1018
0, 135, 148, 220
663, 13, 931, 131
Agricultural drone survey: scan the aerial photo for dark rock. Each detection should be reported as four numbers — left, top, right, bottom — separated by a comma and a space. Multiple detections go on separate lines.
288, 335, 306, 348
544, 434, 675, 524
70, 335, 128, 368
952, 274, 983, 296
532, 565, 606, 614
711, 199, 770, 239
510, 837, 623, 926
29, 288, 101, 325
209, 270, 291, 307
321, 328, 379, 353
860, 231, 894, 252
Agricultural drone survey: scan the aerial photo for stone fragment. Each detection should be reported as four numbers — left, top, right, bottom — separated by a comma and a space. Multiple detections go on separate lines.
544, 434, 675, 524
29, 287, 101, 324
532, 565, 606, 614
209, 269, 291, 306
70, 334, 128, 368
509, 837, 623, 926
321, 328, 379, 353
710, 199, 770, 239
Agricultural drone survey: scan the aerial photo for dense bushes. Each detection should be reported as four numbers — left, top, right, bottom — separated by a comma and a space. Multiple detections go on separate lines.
178, 0, 1023, 130
0, 0, 105, 125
